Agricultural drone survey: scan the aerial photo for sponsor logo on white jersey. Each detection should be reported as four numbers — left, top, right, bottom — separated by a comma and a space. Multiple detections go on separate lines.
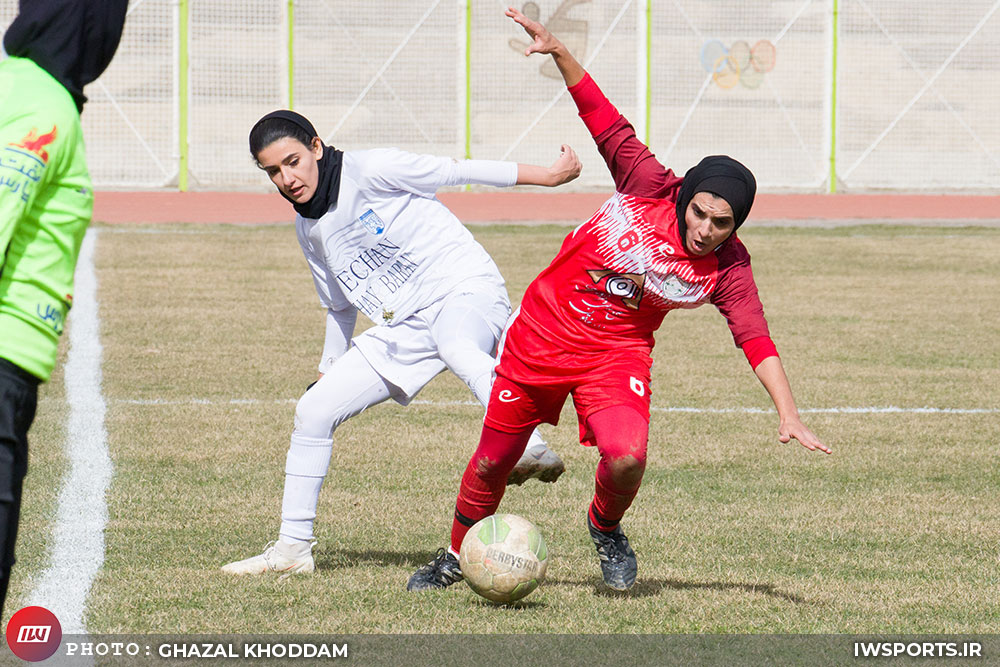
358, 208, 385, 235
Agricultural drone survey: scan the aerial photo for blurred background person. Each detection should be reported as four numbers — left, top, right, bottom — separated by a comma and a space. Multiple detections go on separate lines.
0, 0, 129, 616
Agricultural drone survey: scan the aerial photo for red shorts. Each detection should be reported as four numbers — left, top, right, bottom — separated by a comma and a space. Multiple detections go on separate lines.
485, 349, 652, 447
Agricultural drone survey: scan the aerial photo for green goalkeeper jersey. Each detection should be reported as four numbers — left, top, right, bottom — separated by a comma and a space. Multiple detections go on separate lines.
0, 56, 93, 382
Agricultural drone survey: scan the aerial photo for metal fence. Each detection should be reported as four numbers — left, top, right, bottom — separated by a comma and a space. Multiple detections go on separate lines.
2, 0, 998, 192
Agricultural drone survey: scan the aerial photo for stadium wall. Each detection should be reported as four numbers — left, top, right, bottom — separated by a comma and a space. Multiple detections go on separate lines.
2, 0, 999, 193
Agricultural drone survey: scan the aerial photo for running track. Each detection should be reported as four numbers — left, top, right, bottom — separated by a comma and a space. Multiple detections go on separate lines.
94, 191, 1000, 225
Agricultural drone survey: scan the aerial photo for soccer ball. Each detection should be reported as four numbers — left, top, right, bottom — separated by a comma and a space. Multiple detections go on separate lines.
459, 513, 548, 603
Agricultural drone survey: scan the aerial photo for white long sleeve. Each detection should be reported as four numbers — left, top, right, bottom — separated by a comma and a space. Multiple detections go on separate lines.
363, 149, 517, 196
450, 158, 519, 188
318, 307, 357, 374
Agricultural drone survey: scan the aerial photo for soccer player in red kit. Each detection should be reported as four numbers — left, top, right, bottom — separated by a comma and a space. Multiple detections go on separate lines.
408, 7, 831, 593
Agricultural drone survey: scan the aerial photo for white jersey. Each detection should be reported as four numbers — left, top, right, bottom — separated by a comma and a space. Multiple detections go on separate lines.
296, 148, 517, 327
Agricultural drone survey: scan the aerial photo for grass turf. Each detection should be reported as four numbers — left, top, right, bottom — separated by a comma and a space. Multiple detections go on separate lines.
6, 222, 999, 634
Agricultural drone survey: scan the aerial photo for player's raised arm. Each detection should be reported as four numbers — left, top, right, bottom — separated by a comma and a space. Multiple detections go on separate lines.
506, 6, 678, 198
506, 6, 584, 87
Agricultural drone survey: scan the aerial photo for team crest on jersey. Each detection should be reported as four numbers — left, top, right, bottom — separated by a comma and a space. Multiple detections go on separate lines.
358, 208, 385, 235
10, 126, 57, 164
586, 269, 646, 310
659, 273, 696, 299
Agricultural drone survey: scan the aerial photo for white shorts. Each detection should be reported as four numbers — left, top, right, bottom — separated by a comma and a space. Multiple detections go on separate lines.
352, 281, 511, 403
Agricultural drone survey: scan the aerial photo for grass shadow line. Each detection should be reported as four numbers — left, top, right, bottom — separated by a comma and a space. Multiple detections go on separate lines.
316, 548, 433, 570
547, 576, 810, 603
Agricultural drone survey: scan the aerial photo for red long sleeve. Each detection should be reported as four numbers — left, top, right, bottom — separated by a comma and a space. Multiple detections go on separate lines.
568, 72, 681, 200
741, 335, 778, 369
568, 72, 621, 138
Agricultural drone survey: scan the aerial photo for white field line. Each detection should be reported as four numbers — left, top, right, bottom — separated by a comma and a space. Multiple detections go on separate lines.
28, 229, 111, 635
106, 397, 999, 415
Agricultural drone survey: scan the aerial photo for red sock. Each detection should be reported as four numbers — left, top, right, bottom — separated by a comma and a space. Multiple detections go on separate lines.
586, 406, 648, 531
450, 425, 532, 552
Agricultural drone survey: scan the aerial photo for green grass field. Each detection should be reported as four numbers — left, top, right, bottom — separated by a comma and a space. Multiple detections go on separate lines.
5, 222, 1000, 636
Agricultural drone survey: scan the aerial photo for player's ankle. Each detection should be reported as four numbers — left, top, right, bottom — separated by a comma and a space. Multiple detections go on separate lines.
278, 535, 311, 548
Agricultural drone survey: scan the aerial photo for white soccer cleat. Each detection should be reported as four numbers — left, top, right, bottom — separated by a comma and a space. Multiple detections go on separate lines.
221, 540, 315, 578
507, 442, 566, 486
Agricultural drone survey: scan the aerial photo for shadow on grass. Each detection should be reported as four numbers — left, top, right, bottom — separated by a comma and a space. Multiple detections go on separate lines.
470, 597, 546, 610
316, 548, 549, 607
318, 550, 805, 605
547, 576, 809, 603
317, 548, 432, 570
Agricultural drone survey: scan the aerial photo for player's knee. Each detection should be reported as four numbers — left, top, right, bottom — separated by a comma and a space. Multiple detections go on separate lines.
472, 455, 493, 476
471, 453, 506, 480
469, 446, 522, 481
605, 453, 647, 489
293, 390, 346, 439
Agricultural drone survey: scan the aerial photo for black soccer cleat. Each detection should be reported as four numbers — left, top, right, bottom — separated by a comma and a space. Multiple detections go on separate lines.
406, 548, 463, 592
587, 515, 637, 591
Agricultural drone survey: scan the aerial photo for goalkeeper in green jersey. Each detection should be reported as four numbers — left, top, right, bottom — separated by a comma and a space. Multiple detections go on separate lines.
0, 0, 128, 617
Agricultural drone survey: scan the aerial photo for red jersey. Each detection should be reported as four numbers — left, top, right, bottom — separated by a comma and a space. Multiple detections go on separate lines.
499, 73, 771, 380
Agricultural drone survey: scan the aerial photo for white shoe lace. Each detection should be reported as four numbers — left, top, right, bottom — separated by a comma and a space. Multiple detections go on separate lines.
259, 541, 279, 569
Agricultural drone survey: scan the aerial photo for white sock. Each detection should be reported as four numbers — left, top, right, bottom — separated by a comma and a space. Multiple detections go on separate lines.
279, 434, 332, 543
277, 535, 312, 552
526, 428, 547, 451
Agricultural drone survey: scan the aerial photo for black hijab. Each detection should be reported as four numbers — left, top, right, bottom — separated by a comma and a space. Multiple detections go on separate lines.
675, 155, 757, 251
3, 0, 129, 113
251, 110, 343, 220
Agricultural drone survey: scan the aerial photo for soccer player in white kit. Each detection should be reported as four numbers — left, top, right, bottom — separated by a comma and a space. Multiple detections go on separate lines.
222, 110, 581, 576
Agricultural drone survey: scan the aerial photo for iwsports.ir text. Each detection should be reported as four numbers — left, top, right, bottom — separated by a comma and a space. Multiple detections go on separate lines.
854, 641, 982, 658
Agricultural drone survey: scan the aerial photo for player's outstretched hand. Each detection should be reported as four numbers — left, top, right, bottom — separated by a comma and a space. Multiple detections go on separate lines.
549, 144, 581, 185
506, 6, 563, 56
779, 416, 831, 454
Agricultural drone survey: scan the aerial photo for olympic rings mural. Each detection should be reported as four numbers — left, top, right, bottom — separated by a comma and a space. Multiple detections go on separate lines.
700, 39, 777, 89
